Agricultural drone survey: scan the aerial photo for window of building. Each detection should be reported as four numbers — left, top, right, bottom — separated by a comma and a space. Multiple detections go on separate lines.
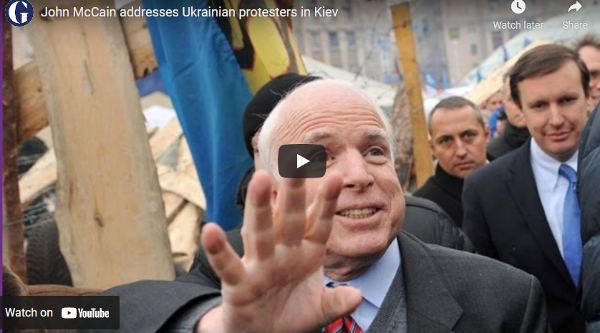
310, 31, 322, 52
491, 31, 504, 50
346, 31, 356, 50
468, 24, 477, 33
329, 31, 339, 49
342, 2, 352, 19
471, 44, 478, 55
448, 27, 460, 39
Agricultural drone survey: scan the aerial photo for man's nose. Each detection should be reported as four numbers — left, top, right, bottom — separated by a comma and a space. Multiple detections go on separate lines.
455, 140, 468, 158
548, 105, 565, 127
341, 151, 374, 190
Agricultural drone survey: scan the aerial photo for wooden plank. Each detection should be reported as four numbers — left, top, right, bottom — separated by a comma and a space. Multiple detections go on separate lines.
15, 14, 156, 145
18, 148, 56, 207
119, 1, 158, 78
168, 203, 201, 272
163, 192, 186, 224
149, 118, 183, 160
19, 120, 182, 205
390, 3, 433, 187
177, 137, 200, 181
157, 165, 206, 209
177, 137, 193, 172
465, 39, 553, 106
3, 7, 27, 281
14, 61, 49, 144
26, 0, 173, 289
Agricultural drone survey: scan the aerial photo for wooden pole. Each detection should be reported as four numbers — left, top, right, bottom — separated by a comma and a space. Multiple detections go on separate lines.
390, 2, 433, 187
2, 0, 27, 281
14, 11, 157, 146
27, 0, 174, 289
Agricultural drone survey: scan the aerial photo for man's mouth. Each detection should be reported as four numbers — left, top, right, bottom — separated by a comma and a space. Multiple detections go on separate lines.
337, 208, 378, 219
455, 161, 474, 168
547, 131, 570, 140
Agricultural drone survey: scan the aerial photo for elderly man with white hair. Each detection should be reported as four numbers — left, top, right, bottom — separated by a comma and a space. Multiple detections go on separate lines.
89, 79, 549, 333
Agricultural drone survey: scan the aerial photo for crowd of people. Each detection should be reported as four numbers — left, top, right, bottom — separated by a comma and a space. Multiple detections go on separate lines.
83, 34, 600, 333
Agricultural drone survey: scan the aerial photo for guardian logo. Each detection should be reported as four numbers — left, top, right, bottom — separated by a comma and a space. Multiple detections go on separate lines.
5, 0, 33, 26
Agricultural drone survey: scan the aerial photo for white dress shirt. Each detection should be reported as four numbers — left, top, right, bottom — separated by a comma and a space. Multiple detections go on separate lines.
324, 238, 401, 331
529, 140, 578, 258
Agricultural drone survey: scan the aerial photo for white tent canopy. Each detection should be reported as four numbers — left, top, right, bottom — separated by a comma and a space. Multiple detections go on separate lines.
303, 56, 397, 112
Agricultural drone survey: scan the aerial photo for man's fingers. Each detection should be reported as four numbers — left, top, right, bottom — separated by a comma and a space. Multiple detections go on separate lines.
242, 170, 275, 260
201, 223, 245, 285
274, 177, 307, 246
321, 286, 363, 325
305, 172, 342, 244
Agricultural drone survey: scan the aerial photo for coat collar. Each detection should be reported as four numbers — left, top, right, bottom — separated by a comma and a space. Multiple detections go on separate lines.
399, 233, 463, 333
432, 164, 464, 201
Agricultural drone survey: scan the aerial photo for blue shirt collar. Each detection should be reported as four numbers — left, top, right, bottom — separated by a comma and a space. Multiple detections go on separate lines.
530, 139, 578, 191
324, 238, 401, 308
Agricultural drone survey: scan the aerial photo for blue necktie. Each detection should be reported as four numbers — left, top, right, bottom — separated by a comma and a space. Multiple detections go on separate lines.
558, 164, 582, 286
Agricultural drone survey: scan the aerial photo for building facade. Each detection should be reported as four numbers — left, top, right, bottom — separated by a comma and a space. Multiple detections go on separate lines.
292, 0, 400, 82
411, 0, 575, 86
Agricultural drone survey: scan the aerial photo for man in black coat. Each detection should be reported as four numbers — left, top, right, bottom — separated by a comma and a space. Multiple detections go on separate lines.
463, 45, 592, 333
413, 96, 490, 228
487, 74, 530, 161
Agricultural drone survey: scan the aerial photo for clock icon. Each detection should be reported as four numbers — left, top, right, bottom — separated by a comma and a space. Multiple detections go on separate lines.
511, 0, 526, 14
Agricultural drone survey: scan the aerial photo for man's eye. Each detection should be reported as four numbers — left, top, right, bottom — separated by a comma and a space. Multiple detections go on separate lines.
314, 151, 328, 162
463, 132, 476, 140
559, 97, 576, 104
531, 103, 544, 110
368, 148, 383, 156
438, 138, 451, 145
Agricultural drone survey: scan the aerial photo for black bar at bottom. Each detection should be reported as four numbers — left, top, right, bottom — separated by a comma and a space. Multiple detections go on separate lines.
1, 296, 119, 330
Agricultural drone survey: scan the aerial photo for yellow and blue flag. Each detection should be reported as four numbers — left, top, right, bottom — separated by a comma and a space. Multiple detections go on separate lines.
142, 0, 306, 230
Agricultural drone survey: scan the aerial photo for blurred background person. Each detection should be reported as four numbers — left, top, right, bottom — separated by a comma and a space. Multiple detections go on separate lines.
574, 34, 600, 111
487, 74, 531, 161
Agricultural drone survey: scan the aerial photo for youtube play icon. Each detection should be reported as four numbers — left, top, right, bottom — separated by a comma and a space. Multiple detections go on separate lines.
278, 144, 326, 178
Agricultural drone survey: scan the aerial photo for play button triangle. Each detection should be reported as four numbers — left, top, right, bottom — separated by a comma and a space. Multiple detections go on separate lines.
297, 154, 309, 168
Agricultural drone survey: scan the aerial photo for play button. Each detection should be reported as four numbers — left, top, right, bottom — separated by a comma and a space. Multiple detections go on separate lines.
297, 154, 309, 168
278, 144, 326, 178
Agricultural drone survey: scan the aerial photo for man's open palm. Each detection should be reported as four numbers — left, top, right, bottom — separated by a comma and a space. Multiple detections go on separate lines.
199, 170, 362, 332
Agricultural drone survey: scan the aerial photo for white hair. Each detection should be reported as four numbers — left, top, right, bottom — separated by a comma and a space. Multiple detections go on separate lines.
258, 79, 396, 180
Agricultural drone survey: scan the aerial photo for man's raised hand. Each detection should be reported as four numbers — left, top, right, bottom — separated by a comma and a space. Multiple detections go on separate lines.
197, 170, 362, 332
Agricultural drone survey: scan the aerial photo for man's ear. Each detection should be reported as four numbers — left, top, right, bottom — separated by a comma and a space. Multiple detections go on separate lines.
484, 124, 491, 144
428, 138, 437, 160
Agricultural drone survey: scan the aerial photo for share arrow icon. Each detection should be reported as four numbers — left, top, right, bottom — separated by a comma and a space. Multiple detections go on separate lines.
568, 1, 582, 12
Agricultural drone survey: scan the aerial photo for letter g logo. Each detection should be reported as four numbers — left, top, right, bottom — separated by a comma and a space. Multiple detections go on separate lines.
5, 0, 34, 26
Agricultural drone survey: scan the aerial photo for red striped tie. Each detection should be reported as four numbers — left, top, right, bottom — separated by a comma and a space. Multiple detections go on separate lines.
324, 315, 363, 333
323, 282, 363, 333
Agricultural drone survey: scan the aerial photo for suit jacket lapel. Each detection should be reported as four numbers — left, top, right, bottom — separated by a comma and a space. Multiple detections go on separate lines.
400, 233, 463, 333
504, 143, 573, 285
